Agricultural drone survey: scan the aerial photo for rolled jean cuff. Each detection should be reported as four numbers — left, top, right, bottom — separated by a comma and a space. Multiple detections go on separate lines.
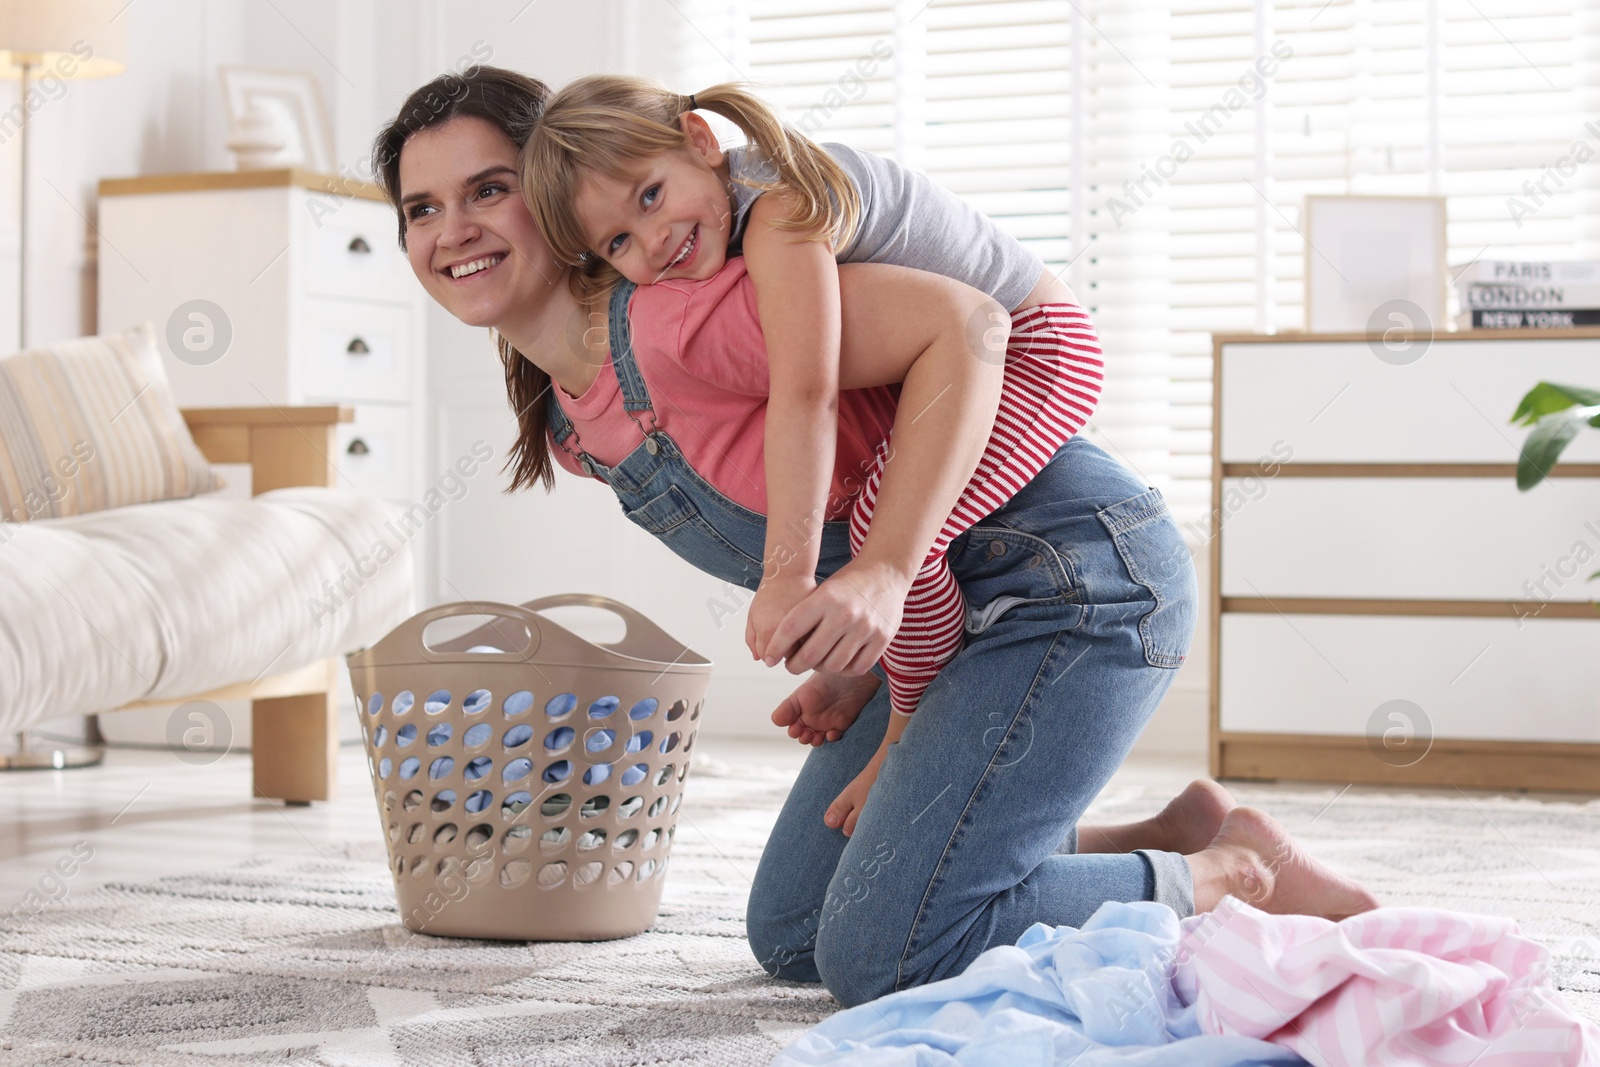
1136, 848, 1194, 918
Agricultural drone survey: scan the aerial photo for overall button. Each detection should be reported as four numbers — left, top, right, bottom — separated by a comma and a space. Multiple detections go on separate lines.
644, 435, 660, 456
580, 456, 597, 476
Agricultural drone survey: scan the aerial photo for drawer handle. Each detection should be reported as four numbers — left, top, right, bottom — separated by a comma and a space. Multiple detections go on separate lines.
346, 437, 371, 456
348, 236, 372, 254
346, 337, 370, 354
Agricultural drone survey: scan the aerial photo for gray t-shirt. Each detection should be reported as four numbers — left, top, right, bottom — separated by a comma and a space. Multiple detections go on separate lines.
725, 142, 1044, 312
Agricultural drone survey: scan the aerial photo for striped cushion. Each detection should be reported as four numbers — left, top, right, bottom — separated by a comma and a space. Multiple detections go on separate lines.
0, 322, 220, 521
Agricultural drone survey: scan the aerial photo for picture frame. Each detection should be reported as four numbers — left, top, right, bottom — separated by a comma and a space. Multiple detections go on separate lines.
218, 66, 335, 173
1303, 194, 1448, 334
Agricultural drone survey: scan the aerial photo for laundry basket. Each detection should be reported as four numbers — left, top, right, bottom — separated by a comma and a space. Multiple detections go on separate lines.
345, 594, 712, 941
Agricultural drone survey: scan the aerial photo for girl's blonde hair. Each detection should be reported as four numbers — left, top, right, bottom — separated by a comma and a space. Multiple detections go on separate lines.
523, 75, 861, 298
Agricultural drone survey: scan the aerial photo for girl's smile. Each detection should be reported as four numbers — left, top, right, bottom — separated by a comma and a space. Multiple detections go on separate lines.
571, 126, 734, 286
667, 225, 699, 269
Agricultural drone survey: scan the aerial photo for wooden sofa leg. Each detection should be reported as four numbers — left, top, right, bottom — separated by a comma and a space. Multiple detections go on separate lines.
252, 689, 340, 804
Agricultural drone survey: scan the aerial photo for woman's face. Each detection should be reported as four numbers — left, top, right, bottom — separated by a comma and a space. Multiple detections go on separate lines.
397, 115, 555, 328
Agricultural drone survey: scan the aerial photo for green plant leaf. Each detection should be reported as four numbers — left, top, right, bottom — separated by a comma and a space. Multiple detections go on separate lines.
1510, 382, 1600, 426
1517, 407, 1600, 489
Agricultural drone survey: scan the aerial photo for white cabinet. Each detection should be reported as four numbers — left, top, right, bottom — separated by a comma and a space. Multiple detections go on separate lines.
1210, 328, 1600, 792
96, 170, 430, 598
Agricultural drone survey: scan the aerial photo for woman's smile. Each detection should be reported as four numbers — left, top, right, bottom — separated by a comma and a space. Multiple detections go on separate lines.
443, 252, 508, 283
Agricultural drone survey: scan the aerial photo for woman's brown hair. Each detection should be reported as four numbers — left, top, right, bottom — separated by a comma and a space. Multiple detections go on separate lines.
372, 65, 560, 494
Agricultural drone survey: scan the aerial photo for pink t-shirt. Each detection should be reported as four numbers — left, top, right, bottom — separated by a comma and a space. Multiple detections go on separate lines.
549, 257, 899, 521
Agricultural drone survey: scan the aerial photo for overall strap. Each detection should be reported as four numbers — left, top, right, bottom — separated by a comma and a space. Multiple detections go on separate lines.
547, 278, 665, 472
546, 385, 607, 476
606, 279, 662, 440
546, 388, 577, 448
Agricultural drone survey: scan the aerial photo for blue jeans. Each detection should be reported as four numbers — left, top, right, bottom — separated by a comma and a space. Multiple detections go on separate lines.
547, 280, 1199, 1008
744, 437, 1198, 1007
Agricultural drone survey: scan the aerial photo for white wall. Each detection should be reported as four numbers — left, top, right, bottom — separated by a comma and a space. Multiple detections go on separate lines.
13, 0, 450, 352
21, 0, 1207, 758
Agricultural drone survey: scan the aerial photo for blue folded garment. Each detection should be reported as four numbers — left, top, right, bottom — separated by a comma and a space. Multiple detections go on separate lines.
771, 901, 1306, 1067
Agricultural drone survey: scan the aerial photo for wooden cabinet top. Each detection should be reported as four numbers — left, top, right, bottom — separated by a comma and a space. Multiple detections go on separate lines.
98, 169, 387, 203
1213, 327, 1600, 348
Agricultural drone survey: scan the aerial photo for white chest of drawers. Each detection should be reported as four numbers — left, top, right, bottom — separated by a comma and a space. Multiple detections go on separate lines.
96, 170, 429, 588
1210, 328, 1600, 792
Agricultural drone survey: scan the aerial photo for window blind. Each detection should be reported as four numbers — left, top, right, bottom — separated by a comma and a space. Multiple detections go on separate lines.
656, 0, 1600, 529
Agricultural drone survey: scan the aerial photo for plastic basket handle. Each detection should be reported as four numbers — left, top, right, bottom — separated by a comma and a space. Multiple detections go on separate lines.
354, 600, 546, 666
423, 603, 543, 656
518, 593, 710, 668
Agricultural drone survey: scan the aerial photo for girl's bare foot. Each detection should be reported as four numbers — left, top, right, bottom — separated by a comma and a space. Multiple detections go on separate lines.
1189, 806, 1379, 920
1078, 779, 1238, 854
824, 756, 881, 836
770, 670, 883, 746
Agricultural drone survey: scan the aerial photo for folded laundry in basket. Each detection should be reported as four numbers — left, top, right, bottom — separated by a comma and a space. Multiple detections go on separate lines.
774, 897, 1600, 1067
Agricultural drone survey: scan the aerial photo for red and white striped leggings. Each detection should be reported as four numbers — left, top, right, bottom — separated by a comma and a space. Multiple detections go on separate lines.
848, 301, 1105, 716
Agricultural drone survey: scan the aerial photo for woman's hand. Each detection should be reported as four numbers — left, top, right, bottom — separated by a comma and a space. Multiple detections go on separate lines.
763, 558, 910, 675
745, 574, 816, 662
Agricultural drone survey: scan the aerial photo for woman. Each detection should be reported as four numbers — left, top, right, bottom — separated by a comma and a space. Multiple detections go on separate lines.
374, 66, 1378, 1008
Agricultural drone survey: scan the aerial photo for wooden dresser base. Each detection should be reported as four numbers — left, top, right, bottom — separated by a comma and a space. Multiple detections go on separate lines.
1216, 732, 1600, 793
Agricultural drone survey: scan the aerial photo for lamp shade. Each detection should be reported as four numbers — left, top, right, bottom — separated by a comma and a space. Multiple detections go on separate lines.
0, 0, 126, 79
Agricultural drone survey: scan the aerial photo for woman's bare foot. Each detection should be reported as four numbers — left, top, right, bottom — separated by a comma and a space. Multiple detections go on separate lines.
1189, 806, 1379, 920
1078, 779, 1238, 855
770, 670, 883, 746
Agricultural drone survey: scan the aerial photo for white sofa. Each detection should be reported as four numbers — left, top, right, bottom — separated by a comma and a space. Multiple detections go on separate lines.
0, 406, 413, 803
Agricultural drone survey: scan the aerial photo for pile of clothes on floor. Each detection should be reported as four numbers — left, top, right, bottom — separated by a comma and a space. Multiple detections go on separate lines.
773, 896, 1598, 1066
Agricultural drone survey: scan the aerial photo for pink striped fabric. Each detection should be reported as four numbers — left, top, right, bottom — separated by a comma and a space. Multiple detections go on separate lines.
1178, 894, 1600, 1066
848, 301, 1105, 716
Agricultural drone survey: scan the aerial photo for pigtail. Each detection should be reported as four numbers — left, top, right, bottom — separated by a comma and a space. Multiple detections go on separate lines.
687, 83, 861, 251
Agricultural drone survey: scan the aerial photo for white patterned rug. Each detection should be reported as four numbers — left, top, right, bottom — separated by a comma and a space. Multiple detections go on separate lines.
1, 759, 1596, 1066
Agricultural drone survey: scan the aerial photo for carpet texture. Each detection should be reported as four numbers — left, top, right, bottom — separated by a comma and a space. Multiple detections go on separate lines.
1, 758, 1596, 1066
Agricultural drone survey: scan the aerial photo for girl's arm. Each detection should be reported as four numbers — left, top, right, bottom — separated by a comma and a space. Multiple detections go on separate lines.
766, 263, 1009, 675
741, 191, 842, 661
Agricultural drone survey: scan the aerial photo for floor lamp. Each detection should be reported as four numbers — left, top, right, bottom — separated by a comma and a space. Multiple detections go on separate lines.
0, 0, 126, 350
0, 0, 125, 771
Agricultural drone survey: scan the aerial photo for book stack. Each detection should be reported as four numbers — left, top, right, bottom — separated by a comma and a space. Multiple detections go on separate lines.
1454, 260, 1600, 330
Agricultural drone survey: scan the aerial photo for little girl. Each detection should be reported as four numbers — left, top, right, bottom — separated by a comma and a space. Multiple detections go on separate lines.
523, 76, 1104, 832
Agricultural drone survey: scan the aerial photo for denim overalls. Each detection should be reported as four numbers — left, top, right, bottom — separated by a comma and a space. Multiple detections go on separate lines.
547, 279, 852, 592
549, 279, 1200, 1008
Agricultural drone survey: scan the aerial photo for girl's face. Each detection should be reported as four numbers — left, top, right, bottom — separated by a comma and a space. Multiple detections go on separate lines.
397, 116, 555, 328
572, 115, 732, 286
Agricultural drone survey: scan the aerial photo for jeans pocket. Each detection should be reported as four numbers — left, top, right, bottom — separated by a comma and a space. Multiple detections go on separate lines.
1098, 488, 1197, 669
954, 527, 1074, 634
622, 484, 764, 588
